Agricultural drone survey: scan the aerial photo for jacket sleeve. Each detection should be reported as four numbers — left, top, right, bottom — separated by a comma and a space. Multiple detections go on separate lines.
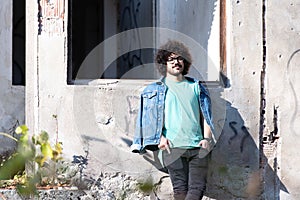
199, 83, 214, 130
130, 94, 143, 153
199, 83, 217, 144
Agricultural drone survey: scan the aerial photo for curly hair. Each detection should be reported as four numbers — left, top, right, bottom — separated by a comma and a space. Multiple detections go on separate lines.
155, 40, 192, 76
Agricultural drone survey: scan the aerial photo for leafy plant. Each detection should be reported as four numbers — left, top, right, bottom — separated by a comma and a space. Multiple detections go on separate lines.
32, 130, 63, 167
0, 125, 33, 180
0, 125, 64, 196
137, 176, 155, 194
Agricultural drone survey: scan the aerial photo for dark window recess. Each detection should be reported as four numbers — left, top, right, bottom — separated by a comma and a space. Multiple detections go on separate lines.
13, 0, 26, 85
68, 0, 155, 82
103, 48, 156, 79
68, 0, 104, 82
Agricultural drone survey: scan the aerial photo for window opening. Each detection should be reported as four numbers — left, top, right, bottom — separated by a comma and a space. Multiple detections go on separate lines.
68, 0, 104, 81
13, 0, 26, 86
68, 0, 156, 83
68, 0, 228, 86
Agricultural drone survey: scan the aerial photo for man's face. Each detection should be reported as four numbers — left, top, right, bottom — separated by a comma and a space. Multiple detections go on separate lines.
166, 53, 185, 77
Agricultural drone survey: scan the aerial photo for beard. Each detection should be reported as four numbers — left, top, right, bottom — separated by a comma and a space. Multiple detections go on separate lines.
166, 64, 184, 76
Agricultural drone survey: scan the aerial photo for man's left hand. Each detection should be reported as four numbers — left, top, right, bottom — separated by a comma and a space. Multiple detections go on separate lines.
198, 138, 211, 149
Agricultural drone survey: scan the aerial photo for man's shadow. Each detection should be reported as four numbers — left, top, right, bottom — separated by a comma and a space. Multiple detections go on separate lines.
139, 84, 288, 199
207, 88, 288, 199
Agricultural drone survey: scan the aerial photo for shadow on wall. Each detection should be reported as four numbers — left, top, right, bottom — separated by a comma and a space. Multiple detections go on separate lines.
140, 88, 288, 199
206, 90, 288, 199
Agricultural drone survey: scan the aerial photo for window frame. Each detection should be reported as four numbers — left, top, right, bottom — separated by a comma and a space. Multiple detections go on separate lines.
67, 0, 229, 88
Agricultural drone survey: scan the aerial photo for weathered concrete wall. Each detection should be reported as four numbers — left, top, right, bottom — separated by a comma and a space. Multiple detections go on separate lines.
205, 1, 263, 199
266, 0, 300, 199
23, 0, 300, 199
0, 0, 25, 158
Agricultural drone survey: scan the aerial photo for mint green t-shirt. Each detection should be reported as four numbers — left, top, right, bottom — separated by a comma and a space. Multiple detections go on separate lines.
162, 78, 203, 148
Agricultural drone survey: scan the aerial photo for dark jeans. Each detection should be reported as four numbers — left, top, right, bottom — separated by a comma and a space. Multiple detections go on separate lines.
162, 148, 208, 200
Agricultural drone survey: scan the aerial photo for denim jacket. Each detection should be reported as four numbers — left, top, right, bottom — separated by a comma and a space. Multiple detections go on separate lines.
131, 76, 214, 153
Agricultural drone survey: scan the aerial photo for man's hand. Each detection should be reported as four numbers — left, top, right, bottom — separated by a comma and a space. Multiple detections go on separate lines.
198, 138, 211, 149
158, 135, 170, 154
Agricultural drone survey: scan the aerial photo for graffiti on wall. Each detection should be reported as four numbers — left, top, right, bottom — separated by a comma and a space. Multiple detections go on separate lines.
38, 0, 65, 36
117, 0, 155, 78
287, 49, 300, 136
228, 121, 251, 153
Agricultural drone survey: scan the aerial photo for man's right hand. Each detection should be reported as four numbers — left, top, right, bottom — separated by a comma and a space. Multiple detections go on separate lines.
158, 135, 170, 154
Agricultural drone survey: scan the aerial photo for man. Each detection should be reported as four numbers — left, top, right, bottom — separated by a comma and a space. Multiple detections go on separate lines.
131, 40, 214, 200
